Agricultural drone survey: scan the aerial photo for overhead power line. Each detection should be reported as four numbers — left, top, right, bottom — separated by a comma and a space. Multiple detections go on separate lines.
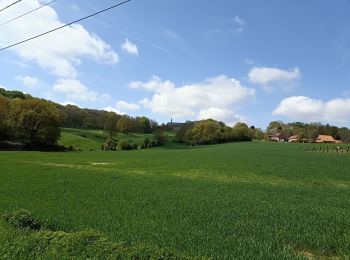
0, 0, 131, 52
0, 0, 23, 13
0, 0, 58, 27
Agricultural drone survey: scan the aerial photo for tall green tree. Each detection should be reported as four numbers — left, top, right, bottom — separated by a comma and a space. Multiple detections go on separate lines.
104, 113, 121, 138
117, 116, 134, 135
232, 122, 252, 141
0, 96, 10, 140
136, 116, 152, 133
10, 99, 61, 146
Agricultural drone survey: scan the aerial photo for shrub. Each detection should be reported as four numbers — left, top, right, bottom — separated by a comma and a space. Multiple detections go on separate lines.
104, 138, 117, 151
118, 139, 131, 150
153, 130, 167, 146
3, 209, 41, 230
143, 137, 150, 148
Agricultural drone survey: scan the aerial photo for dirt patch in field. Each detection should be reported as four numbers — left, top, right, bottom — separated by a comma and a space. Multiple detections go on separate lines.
295, 250, 315, 259
90, 162, 111, 166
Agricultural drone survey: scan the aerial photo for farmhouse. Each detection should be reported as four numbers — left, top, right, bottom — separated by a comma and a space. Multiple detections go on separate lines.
270, 133, 287, 142
166, 119, 185, 131
316, 135, 336, 143
288, 135, 299, 143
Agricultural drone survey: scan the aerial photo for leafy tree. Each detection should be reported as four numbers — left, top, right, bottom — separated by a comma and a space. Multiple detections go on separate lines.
189, 119, 224, 145
339, 127, 350, 143
117, 117, 134, 135
232, 122, 252, 141
136, 116, 152, 133
153, 130, 166, 145
104, 113, 121, 138
266, 121, 284, 134
175, 122, 195, 143
0, 96, 10, 140
10, 99, 61, 146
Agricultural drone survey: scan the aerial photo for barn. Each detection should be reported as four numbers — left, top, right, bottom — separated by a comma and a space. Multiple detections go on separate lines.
316, 135, 336, 143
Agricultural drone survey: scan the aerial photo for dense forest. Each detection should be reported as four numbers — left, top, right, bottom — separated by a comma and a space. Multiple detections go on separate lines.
1, 88, 350, 149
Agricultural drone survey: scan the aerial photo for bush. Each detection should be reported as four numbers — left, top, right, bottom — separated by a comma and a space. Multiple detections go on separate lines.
3, 209, 41, 230
118, 139, 131, 150
103, 138, 117, 151
153, 130, 167, 146
132, 143, 138, 150
143, 137, 150, 148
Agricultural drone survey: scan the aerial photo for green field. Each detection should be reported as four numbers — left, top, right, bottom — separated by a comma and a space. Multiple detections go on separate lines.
58, 128, 174, 151
1, 142, 350, 259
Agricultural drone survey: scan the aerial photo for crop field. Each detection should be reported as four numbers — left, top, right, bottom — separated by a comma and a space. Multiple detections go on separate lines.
1, 142, 350, 259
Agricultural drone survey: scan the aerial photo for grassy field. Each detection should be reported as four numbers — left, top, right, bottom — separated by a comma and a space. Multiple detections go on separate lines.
58, 128, 175, 151
1, 142, 350, 258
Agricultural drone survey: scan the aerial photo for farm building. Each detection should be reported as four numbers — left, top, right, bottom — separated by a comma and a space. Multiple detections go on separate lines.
270, 133, 288, 142
316, 135, 336, 143
166, 119, 185, 131
288, 135, 299, 143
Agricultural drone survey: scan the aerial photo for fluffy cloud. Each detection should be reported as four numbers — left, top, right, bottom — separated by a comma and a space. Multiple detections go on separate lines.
103, 106, 125, 115
15, 76, 39, 88
248, 67, 301, 90
53, 79, 109, 102
131, 75, 256, 124
273, 96, 350, 124
198, 107, 244, 126
121, 38, 139, 56
116, 100, 140, 111
0, 0, 118, 78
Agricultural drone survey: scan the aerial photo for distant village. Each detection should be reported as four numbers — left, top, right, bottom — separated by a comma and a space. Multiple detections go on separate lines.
269, 133, 343, 144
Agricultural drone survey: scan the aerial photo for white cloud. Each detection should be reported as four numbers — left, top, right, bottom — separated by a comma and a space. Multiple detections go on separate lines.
130, 75, 256, 125
233, 16, 246, 33
273, 96, 350, 124
116, 100, 140, 111
0, 85, 7, 90
248, 67, 301, 90
15, 76, 39, 88
61, 101, 79, 107
198, 107, 245, 126
0, 0, 118, 78
103, 106, 125, 115
121, 38, 139, 56
53, 79, 109, 102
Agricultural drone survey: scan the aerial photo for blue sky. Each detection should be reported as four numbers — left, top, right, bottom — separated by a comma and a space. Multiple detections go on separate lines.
1, 0, 350, 128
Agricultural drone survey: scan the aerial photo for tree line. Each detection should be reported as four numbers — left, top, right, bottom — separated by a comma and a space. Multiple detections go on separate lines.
175, 119, 263, 145
0, 88, 158, 149
1, 88, 350, 149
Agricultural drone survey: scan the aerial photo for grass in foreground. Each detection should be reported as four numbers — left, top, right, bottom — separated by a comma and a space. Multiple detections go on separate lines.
1, 142, 350, 258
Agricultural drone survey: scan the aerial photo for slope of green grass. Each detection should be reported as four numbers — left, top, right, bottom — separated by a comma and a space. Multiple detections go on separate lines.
1, 142, 350, 258
59, 132, 102, 151
58, 128, 176, 151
